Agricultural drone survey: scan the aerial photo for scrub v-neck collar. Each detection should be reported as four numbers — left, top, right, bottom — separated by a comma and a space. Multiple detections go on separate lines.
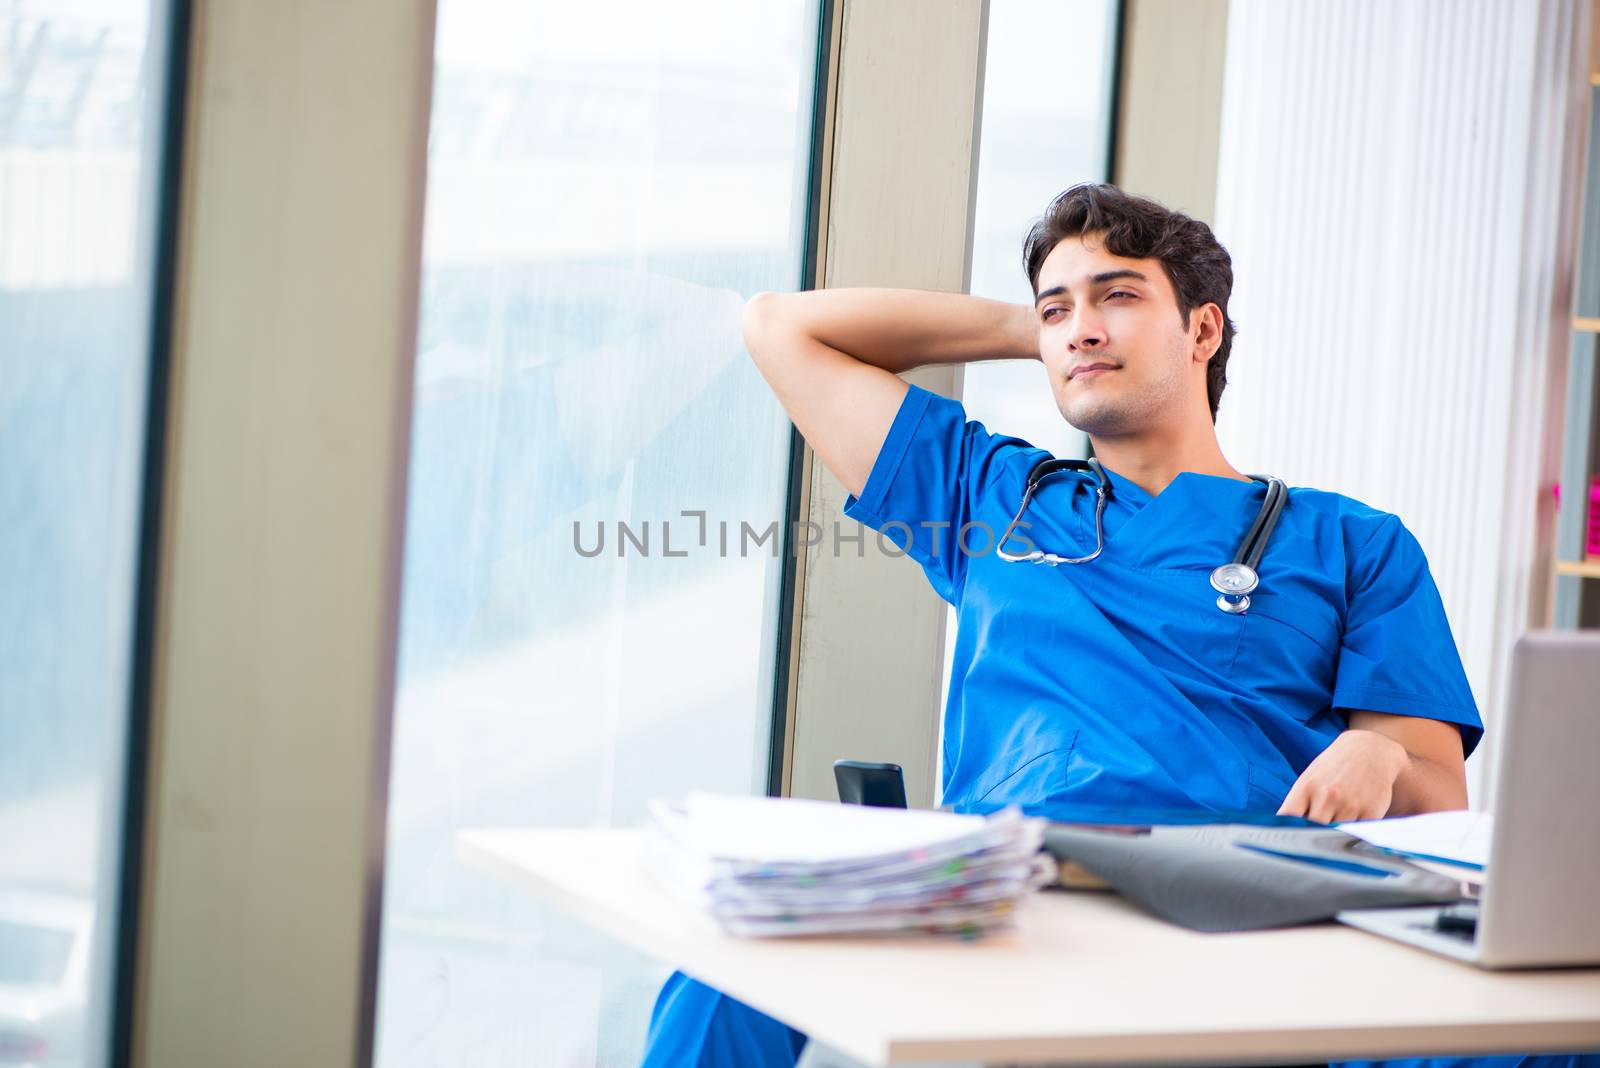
1099, 466, 1261, 510
1091, 466, 1270, 564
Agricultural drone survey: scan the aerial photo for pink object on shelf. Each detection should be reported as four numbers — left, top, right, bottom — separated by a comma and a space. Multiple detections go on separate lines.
1589, 477, 1600, 557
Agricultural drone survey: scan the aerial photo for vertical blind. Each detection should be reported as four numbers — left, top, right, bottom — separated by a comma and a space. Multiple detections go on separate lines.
1212, 0, 1586, 799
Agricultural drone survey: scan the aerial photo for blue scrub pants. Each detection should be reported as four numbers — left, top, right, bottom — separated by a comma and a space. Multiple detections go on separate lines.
642, 971, 1596, 1068
641, 971, 806, 1068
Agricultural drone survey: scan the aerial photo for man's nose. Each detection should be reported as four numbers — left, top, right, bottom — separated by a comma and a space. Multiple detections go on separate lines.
1067, 310, 1106, 350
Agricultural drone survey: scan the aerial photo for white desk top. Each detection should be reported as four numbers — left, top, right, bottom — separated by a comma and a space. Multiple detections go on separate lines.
459, 828, 1600, 1066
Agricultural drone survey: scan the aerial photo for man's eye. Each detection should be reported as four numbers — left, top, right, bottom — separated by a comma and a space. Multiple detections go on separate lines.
1107, 290, 1135, 300
1042, 307, 1067, 321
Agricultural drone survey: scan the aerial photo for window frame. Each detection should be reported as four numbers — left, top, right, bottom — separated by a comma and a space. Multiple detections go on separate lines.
777, 0, 990, 807
131, 1, 436, 1064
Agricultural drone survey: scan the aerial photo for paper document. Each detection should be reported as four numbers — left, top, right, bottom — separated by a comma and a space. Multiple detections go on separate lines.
644, 793, 1050, 938
1339, 810, 1492, 870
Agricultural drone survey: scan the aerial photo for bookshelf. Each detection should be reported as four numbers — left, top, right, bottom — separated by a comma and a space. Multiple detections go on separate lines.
1552, 21, 1600, 629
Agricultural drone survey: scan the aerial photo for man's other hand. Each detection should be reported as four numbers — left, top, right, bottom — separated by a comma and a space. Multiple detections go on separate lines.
1276, 729, 1408, 823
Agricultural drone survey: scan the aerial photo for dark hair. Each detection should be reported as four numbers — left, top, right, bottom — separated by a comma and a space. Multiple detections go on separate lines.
1023, 183, 1236, 421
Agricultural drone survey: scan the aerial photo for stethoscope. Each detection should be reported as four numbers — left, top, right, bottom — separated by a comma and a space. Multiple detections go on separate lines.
995, 458, 1289, 615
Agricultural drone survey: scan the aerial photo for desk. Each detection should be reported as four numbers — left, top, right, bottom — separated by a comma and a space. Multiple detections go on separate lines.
459, 829, 1600, 1067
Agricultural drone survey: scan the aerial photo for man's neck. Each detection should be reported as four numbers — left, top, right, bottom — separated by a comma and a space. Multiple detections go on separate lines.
1088, 418, 1247, 497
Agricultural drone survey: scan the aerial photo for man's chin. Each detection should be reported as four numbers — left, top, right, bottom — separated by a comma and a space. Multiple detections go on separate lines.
1057, 398, 1136, 437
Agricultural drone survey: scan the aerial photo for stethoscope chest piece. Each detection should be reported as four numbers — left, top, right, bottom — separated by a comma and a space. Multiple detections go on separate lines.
1210, 562, 1259, 615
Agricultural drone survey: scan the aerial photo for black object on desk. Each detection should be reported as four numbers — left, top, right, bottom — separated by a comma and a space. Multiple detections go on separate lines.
833, 760, 907, 808
1435, 902, 1479, 939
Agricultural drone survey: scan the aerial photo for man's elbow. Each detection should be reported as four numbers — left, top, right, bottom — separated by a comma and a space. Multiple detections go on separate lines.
741, 291, 793, 366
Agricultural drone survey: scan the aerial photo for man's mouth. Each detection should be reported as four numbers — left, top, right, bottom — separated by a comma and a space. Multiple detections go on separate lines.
1069, 361, 1120, 380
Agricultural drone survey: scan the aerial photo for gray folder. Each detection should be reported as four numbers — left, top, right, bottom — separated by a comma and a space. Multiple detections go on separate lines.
1042, 823, 1466, 932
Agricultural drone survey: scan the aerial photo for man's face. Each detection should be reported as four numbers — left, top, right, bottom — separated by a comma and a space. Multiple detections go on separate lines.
1033, 233, 1212, 437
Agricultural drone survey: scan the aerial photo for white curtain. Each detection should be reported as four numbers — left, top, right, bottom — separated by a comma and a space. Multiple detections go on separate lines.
1211, 0, 1592, 801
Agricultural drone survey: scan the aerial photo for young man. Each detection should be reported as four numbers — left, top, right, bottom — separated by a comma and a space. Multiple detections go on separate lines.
641, 184, 1571, 1068
751, 182, 1475, 821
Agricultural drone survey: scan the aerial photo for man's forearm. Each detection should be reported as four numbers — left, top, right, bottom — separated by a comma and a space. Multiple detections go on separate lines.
1386, 749, 1469, 815
748, 287, 1038, 374
1344, 710, 1468, 816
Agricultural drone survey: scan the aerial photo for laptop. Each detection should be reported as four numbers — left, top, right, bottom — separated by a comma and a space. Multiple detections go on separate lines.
1336, 630, 1600, 968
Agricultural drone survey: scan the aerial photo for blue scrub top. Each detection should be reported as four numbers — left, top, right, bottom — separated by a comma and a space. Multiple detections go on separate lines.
843, 386, 1482, 815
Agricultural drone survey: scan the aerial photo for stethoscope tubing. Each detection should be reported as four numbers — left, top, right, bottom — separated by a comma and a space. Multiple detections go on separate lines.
1233, 476, 1287, 572
995, 459, 1287, 614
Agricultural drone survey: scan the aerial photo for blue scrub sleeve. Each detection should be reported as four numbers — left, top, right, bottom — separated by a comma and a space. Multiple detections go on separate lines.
1331, 515, 1483, 756
842, 385, 1035, 603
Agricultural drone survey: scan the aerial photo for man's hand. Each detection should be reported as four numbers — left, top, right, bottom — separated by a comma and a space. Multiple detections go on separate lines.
1277, 729, 1408, 823
1278, 711, 1469, 823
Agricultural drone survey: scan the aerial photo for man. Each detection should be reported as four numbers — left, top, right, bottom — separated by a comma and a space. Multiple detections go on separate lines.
640, 184, 1575, 1068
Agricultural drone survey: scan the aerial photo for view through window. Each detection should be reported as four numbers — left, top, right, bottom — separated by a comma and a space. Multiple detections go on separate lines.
373, 3, 823, 1064
0, 0, 176, 1064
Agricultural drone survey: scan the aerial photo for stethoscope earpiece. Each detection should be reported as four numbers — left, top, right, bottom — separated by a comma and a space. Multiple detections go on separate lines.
994, 458, 1110, 567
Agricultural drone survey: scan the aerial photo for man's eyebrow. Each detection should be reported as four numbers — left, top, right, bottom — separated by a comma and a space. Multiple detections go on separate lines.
1033, 269, 1149, 304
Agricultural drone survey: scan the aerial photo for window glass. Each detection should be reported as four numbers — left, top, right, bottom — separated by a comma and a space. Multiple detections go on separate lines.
0, 0, 175, 1064
0, 919, 76, 985
962, 0, 1119, 457
375, 3, 821, 1065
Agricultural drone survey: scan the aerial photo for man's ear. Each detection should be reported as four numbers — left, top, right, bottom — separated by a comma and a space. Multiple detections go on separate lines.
1193, 303, 1224, 364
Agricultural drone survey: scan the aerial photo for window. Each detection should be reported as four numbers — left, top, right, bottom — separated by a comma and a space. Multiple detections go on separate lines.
0, 0, 176, 1064
962, 0, 1120, 457
374, 3, 823, 1064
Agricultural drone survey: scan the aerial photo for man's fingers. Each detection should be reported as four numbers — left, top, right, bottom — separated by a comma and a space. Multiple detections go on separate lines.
1353, 793, 1391, 822
1308, 793, 1337, 825
1277, 780, 1309, 817
1281, 739, 1400, 824
1328, 790, 1384, 824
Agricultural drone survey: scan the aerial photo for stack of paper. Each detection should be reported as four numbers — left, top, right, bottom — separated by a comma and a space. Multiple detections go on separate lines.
1339, 810, 1492, 871
645, 793, 1050, 937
